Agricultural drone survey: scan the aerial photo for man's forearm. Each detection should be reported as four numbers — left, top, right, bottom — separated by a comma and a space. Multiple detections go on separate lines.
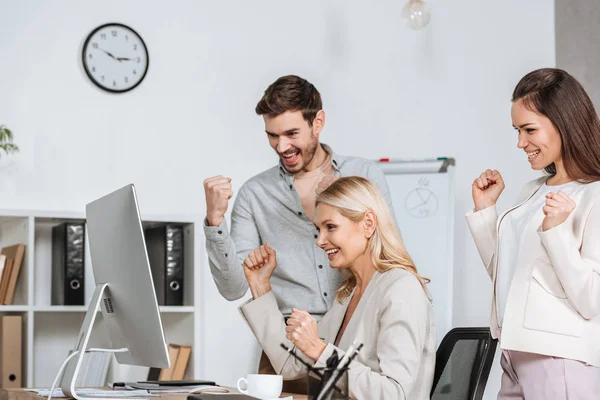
205, 230, 250, 300
205, 214, 225, 227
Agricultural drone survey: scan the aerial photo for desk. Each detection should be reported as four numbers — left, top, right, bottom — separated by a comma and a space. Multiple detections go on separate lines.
0, 389, 307, 400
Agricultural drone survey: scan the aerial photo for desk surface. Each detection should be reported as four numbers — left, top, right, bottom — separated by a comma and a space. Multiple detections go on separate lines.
0, 389, 307, 400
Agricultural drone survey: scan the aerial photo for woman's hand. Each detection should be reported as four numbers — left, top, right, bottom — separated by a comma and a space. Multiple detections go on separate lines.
242, 244, 277, 299
542, 191, 576, 231
315, 175, 338, 195
472, 169, 505, 211
285, 308, 327, 361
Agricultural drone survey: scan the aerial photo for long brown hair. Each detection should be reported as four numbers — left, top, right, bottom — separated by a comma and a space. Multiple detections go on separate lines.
316, 176, 430, 302
512, 68, 600, 182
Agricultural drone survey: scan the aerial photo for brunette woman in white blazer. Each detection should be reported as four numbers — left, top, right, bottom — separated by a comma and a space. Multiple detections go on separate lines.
467, 68, 600, 399
239, 176, 435, 399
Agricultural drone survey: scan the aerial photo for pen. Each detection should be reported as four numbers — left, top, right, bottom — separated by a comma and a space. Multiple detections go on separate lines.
316, 340, 363, 400
325, 343, 364, 399
280, 343, 323, 378
343, 343, 363, 368
279, 343, 345, 397
315, 342, 355, 400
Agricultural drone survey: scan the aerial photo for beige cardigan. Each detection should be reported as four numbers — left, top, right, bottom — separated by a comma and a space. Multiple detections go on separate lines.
239, 268, 435, 399
466, 177, 600, 366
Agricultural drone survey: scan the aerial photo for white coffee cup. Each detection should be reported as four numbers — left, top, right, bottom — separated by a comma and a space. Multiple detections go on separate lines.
236, 374, 283, 399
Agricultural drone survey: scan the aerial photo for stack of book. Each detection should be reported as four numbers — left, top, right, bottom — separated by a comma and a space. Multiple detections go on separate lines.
0, 244, 26, 305
148, 343, 192, 381
56, 350, 112, 388
75, 351, 112, 387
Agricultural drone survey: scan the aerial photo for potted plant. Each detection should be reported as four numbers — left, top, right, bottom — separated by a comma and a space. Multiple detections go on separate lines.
0, 125, 19, 157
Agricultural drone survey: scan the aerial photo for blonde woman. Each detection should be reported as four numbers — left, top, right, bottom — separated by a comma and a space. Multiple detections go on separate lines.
240, 176, 435, 399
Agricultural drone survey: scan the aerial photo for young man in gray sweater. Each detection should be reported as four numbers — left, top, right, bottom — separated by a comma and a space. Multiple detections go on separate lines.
203, 75, 395, 391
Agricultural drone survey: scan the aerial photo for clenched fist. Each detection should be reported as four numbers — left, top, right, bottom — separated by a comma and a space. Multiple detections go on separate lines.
285, 308, 326, 361
204, 176, 233, 226
243, 244, 277, 299
472, 169, 505, 211
542, 191, 576, 231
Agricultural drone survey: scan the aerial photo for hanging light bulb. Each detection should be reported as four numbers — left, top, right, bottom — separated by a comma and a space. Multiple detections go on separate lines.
402, 0, 431, 30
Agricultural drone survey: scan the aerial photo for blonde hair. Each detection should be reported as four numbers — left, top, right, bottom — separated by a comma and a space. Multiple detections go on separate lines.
316, 176, 430, 302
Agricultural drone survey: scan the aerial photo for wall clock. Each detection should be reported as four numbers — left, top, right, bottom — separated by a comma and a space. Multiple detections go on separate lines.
82, 23, 149, 93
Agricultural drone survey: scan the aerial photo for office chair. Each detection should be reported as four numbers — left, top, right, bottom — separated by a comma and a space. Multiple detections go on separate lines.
430, 327, 498, 400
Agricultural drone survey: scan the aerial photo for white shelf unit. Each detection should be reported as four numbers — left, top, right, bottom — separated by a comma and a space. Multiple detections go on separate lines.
0, 210, 198, 388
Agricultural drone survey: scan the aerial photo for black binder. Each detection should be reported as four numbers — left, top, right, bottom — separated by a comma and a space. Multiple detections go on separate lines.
52, 222, 85, 305
146, 367, 161, 381
145, 225, 184, 306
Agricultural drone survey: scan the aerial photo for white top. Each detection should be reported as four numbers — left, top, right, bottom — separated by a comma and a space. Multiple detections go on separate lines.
497, 180, 579, 325
466, 177, 600, 366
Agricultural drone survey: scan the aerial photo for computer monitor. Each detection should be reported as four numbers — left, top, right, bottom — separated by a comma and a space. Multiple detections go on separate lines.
59, 184, 170, 399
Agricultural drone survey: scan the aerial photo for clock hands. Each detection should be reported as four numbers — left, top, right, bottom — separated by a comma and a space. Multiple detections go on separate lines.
98, 48, 117, 60
97, 48, 135, 63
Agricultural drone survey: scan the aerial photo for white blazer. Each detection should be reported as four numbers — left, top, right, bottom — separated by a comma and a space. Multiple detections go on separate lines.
239, 269, 436, 400
466, 177, 600, 366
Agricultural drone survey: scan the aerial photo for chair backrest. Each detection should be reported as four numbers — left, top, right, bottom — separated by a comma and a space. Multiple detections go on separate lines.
430, 327, 497, 400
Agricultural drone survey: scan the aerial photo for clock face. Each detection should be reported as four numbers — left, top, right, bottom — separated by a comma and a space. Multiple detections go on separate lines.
82, 23, 149, 93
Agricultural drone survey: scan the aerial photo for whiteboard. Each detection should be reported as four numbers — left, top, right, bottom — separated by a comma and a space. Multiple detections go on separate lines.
379, 158, 455, 345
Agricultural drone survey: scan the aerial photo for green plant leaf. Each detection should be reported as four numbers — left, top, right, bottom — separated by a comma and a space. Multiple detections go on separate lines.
0, 125, 14, 142
0, 125, 19, 157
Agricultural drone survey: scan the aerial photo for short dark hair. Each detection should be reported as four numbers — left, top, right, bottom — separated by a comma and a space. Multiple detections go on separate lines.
512, 68, 600, 182
255, 75, 323, 125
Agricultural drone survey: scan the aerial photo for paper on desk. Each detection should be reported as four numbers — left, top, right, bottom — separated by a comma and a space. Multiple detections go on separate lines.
111, 383, 229, 393
29, 388, 158, 397
158, 385, 229, 394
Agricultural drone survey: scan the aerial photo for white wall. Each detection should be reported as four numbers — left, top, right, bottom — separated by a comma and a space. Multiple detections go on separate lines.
0, 0, 554, 397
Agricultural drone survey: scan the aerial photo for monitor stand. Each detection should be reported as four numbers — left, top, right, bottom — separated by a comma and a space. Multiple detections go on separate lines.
58, 283, 130, 400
